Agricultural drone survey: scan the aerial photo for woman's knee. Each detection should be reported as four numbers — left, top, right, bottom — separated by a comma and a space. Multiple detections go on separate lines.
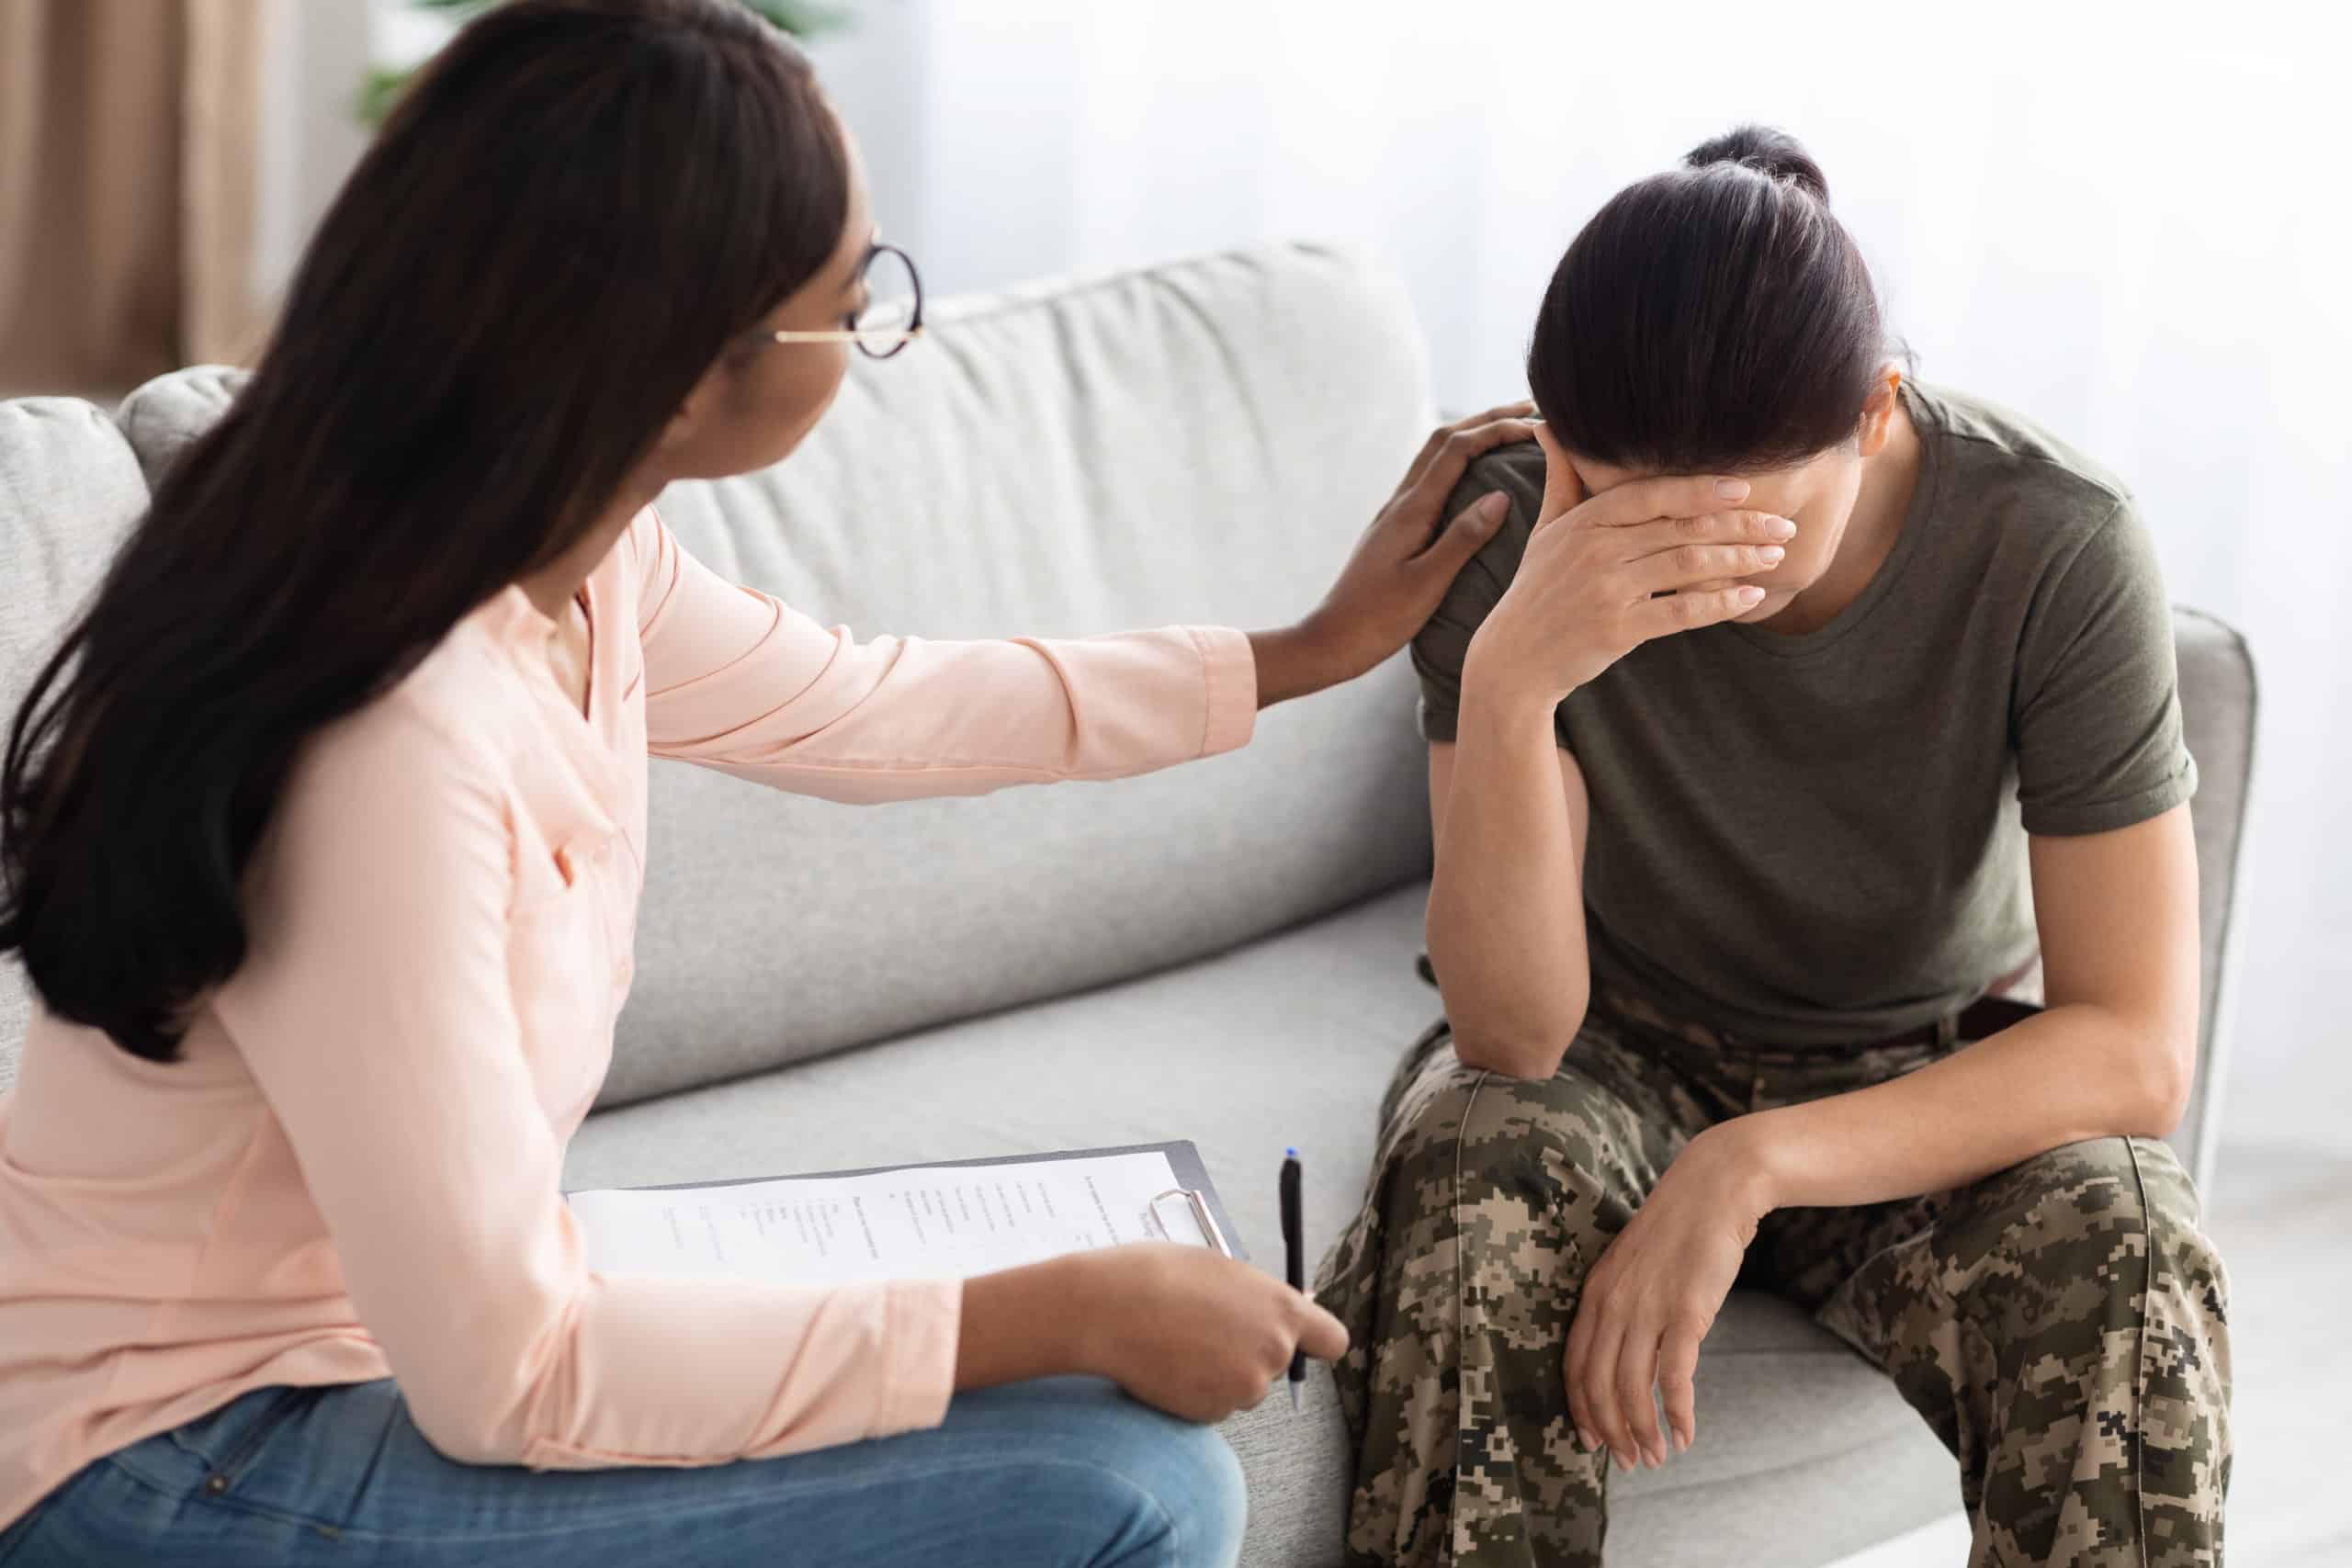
1150, 1420, 1248, 1567
1066, 1408, 1246, 1568
1967, 1137, 2223, 1304
1452, 1062, 1648, 1218
979, 1382, 1245, 1568
1359, 1053, 1645, 1280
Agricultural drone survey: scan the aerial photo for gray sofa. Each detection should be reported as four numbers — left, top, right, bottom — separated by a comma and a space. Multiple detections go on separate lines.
0, 243, 2254, 1566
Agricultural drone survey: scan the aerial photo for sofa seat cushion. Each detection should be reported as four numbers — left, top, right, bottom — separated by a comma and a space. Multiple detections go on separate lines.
564, 884, 1955, 1566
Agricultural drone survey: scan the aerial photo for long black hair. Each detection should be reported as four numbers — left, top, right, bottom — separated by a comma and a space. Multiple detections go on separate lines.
1527, 125, 1886, 473
0, 0, 850, 1060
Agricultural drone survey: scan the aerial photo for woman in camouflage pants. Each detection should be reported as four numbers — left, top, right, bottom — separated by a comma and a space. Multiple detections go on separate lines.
1319, 998, 2230, 1566
1319, 126, 2230, 1567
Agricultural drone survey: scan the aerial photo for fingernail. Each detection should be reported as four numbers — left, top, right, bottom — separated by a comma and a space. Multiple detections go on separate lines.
1768, 515, 1797, 538
1757, 545, 1785, 564
1613, 1451, 1633, 1473
1479, 492, 1509, 522
1714, 478, 1750, 500
1736, 585, 1766, 605
1577, 1427, 1600, 1453
1675, 1430, 1690, 1454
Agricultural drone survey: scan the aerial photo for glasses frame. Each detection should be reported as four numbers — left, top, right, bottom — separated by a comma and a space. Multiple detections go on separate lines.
764, 241, 925, 360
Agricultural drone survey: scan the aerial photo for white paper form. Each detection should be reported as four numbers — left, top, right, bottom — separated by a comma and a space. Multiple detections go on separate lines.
567, 1149, 1213, 1285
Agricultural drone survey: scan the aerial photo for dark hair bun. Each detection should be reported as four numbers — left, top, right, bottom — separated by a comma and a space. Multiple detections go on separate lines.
1684, 125, 1829, 204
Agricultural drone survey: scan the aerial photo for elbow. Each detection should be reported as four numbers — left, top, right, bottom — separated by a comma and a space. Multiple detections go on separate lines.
401, 1377, 537, 1468
2132, 1041, 2197, 1141
2109, 1011, 2198, 1140
409, 1414, 509, 1469
1449, 1003, 1585, 1082
1453, 1039, 1573, 1081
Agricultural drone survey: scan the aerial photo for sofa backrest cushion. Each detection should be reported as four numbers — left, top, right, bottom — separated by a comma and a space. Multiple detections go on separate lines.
0, 400, 153, 1090
606, 244, 1439, 1102
111, 367, 244, 492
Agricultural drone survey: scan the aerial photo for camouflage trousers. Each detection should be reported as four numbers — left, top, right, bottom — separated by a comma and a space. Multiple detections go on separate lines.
1315, 990, 2232, 1567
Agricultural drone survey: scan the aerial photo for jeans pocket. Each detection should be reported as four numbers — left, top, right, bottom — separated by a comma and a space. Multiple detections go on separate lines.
167, 1386, 324, 1499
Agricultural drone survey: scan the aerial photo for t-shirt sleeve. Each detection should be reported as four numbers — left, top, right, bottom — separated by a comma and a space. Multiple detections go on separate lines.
1412, 454, 1545, 744
2012, 497, 2198, 835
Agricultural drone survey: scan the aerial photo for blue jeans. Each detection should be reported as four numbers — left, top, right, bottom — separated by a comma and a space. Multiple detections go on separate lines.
0, 1375, 1247, 1566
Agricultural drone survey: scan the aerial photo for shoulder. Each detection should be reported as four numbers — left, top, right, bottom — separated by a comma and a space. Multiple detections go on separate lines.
1447, 438, 1549, 508
1437, 439, 1550, 600
279, 616, 526, 852
1910, 380, 2140, 559
1446, 441, 1548, 538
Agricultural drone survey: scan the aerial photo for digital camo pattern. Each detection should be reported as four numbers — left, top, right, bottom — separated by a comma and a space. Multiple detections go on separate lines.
1315, 998, 2231, 1567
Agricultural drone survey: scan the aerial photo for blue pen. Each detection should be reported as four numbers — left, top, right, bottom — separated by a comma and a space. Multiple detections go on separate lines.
1280, 1147, 1305, 1412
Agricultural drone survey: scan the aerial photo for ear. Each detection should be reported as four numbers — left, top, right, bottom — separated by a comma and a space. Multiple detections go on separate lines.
1533, 421, 1588, 527
1856, 364, 1904, 459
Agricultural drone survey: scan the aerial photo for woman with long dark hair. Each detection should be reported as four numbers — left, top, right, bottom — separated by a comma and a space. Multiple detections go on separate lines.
1317, 128, 2231, 1567
0, 4, 1795, 1562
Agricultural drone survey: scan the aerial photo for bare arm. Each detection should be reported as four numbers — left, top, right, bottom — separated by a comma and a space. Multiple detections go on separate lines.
1565, 805, 2200, 1473
1419, 430, 1792, 1078
1729, 805, 2201, 1208
1426, 730, 1593, 1076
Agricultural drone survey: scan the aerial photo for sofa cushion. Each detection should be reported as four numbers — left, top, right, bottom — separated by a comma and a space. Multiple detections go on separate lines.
564, 883, 1956, 1568
0, 398, 151, 1091
112, 365, 245, 491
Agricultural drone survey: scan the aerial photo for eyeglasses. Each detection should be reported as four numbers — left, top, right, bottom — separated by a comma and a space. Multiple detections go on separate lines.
763, 242, 924, 360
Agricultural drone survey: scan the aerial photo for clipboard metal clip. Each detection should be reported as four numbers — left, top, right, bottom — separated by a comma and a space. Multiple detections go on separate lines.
1149, 1187, 1233, 1258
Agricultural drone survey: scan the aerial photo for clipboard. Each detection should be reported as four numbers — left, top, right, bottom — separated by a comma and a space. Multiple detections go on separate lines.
577, 1139, 1248, 1262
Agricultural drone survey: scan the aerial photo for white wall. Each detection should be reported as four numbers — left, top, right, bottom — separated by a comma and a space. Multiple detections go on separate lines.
253, 0, 375, 310
813, 0, 2352, 1156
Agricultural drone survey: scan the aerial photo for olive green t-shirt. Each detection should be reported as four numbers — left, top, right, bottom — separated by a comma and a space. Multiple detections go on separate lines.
1415, 380, 2196, 1045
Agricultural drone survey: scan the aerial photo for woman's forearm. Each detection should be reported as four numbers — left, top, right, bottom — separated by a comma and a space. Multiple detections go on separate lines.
956, 1255, 1094, 1390
1246, 623, 1358, 709
1427, 682, 1591, 1077
1724, 1004, 2189, 1212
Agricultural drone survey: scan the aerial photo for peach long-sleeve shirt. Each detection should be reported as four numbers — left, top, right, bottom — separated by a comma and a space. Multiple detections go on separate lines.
0, 509, 1257, 1529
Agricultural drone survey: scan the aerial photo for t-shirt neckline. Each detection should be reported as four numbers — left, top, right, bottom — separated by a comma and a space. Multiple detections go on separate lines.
1718, 379, 1946, 661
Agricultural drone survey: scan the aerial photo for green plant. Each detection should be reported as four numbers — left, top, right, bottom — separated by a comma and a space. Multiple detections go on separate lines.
359, 0, 850, 126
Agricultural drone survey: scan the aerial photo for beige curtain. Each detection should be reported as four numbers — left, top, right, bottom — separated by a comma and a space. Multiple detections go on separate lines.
0, 0, 272, 397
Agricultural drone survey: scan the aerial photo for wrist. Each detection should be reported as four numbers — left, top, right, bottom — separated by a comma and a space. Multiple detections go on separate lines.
1056, 1250, 1119, 1379
1458, 634, 1571, 719
1690, 1117, 1792, 1222
960, 1253, 1105, 1390
1249, 618, 1366, 708
1292, 609, 1382, 690
1459, 649, 1565, 733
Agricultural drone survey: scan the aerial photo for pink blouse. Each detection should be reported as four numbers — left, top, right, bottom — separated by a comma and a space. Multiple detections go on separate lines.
0, 509, 1257, 1529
